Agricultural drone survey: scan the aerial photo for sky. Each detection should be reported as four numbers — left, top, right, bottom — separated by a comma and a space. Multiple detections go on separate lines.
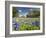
15, 7, 40, 17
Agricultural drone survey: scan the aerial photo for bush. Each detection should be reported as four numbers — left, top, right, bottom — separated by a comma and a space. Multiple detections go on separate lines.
19, 23, 40, 31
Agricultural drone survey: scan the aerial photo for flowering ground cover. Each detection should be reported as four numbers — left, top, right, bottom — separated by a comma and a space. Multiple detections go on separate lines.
12, 18, 40, 31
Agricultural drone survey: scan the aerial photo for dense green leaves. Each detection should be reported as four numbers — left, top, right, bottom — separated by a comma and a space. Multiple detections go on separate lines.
19, 23, 40, 31
27, 10, 40, 18
12, 7, 19, 18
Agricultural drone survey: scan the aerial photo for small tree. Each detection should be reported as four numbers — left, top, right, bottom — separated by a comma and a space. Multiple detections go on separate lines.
12, 7, 19, 18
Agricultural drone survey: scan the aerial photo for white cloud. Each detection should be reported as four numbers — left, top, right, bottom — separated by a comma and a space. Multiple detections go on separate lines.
18, 10, 22, 12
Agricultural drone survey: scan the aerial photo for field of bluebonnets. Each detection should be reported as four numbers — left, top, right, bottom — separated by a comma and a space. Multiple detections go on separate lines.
12, 7, 40, 31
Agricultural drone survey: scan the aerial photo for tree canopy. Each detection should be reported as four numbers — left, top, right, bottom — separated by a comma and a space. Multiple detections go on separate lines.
26, 10, 40, 18
12, 7, 19, 18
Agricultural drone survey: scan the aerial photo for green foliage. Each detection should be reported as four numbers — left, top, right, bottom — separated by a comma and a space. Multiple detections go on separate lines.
19, 23, 40, 31
12, 7, 19, 18
27, 10, 40, 18
19, 23, 27, 31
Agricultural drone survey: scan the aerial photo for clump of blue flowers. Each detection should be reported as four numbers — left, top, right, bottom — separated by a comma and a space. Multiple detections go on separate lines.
13, 22, 20, 31
32, 21, 40, 26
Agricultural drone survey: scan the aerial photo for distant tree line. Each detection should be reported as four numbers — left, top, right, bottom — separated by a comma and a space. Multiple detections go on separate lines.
26, 10, 40, 18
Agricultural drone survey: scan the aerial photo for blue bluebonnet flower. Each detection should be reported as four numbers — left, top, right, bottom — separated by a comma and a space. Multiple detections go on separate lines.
16, 22, 20, 31
16, 22, 20, 28
32, 22, 35, 25
32, 21, 40, 26
12, 18, 20, 31
13, 22, 20, 31
35, 21, 40, 26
